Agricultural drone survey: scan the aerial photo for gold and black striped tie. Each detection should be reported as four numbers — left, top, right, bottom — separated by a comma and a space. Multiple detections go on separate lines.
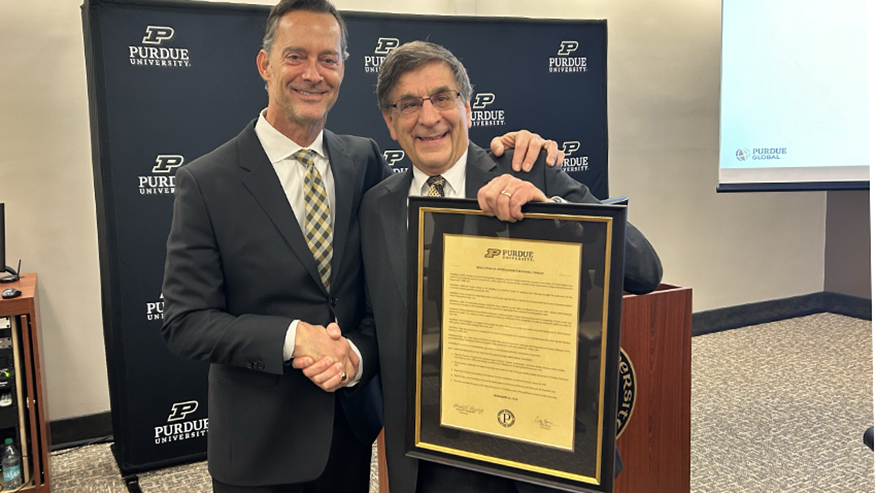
292, 148, 332, 291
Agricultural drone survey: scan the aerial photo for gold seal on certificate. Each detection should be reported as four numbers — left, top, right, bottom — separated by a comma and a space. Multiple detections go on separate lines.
406, 197, 627, 493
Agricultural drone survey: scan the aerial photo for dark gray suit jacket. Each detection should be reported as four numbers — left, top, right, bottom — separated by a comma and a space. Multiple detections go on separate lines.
162, 120, 390, 486
359, 143, 662, 493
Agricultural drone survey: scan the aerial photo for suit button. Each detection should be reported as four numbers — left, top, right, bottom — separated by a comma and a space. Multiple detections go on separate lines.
256, 360, 265, 370
246, 362, 253, 369
330, 297, 337, 307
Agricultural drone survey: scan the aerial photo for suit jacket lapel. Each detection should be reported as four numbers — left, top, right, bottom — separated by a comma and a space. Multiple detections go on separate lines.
324, 131, 355, 293
464, 142, 500, 198
238, 122, 327, 294
378, 170, 414, 305
378, 144, 493, 304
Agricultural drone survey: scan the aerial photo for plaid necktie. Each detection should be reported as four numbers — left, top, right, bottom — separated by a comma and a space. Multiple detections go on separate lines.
292, 148, 333, 291
426, 175, 446, 197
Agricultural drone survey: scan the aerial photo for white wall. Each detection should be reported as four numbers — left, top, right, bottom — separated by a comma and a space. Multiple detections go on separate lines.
1, 1, 108, 421
0, 0, 829, 421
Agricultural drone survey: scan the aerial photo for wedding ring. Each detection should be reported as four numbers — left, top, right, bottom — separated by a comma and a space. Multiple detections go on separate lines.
341, 372, 347, 381
500, 190, 513, 198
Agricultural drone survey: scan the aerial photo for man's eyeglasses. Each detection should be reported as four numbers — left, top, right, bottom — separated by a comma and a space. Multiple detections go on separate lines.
390, 91, 462, 116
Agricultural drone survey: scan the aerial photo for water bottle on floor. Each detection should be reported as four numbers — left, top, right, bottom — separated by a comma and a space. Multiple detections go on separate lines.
2, 437, 21, 489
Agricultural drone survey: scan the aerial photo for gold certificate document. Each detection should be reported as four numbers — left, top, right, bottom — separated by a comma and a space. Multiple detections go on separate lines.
440, 234, 582, 451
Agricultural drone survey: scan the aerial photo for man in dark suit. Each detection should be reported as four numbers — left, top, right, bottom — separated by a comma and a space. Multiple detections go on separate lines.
162, 2, 386, 491
357, 41, 663, 493
162, 2, 561, 492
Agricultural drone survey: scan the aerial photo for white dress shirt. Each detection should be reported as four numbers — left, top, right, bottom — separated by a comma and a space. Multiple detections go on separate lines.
253, 111, 361, 385
408, 150, 469, 199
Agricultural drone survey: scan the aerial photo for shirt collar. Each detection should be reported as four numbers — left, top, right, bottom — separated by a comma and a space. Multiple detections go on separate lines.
410, 149, 469, 197
254, 109, 326, 164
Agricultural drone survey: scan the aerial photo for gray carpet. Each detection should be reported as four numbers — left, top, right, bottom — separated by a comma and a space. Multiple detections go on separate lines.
690, 312, 874, 492
50, 312, 874, 492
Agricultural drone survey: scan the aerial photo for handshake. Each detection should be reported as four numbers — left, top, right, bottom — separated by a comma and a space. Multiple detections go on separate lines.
291, 321, 359, 393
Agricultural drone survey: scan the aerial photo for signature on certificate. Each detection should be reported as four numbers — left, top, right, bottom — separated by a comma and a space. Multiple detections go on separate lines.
533, 416, 554, 430
453, 403, 484, 415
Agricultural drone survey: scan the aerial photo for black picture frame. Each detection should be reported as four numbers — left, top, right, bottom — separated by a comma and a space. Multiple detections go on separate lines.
405, 197, 626, 493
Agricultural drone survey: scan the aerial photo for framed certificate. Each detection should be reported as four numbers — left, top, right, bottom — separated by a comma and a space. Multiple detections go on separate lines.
406, 197, 626, 493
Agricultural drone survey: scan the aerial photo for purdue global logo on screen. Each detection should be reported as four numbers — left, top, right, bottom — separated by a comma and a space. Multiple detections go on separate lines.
139, 155, 184, 196
549, 40, 587, 73
471, 93, 506, 127
364, 37, 399, 73
736, 147, 787, 161
560, 141, 589, 172
129, 26, 192, 68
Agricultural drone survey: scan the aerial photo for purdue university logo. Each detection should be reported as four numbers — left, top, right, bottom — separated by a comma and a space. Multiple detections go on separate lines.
130, 25, 191, 67
561, 141, 580, 155
146, 293, 164, 321
471, 92, 505, 127
557, 40, 579, 55
167, 401, 198, 422
140, 155, 183, 196
142, 26, 175, 44
383, 150, 406, 170
155, 400, 209, 445
483, 248, 533, 261
472, 93, 496, 109
561, 141, 589, 172
152, 154, 184, 173
364, 37, 399, 73
549, 41, 587, 73
374, 37, 400, 54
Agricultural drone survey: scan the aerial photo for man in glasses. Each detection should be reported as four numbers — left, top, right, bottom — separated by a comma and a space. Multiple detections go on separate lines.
348, 40, 663, 493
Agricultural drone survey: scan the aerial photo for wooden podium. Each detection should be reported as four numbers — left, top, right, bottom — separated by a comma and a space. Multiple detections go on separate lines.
0, 273, 51, 493
615, 283, 692, 493
375, 283, 692, 493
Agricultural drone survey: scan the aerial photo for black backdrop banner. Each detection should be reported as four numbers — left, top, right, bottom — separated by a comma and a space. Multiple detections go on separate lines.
82, 0, 607, 476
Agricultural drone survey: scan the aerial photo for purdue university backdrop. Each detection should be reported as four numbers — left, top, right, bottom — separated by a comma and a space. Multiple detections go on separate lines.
82, 0, 608, 475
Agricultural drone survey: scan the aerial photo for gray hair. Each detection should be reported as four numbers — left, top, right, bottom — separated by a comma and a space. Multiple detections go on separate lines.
376, 41, 473, 110
262, 0, 349, 60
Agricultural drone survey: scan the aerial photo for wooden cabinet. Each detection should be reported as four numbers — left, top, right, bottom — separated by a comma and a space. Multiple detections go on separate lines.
0, 274, 50, 492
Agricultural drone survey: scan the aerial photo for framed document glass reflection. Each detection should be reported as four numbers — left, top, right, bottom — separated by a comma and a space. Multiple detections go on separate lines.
406, 197, 626, 493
